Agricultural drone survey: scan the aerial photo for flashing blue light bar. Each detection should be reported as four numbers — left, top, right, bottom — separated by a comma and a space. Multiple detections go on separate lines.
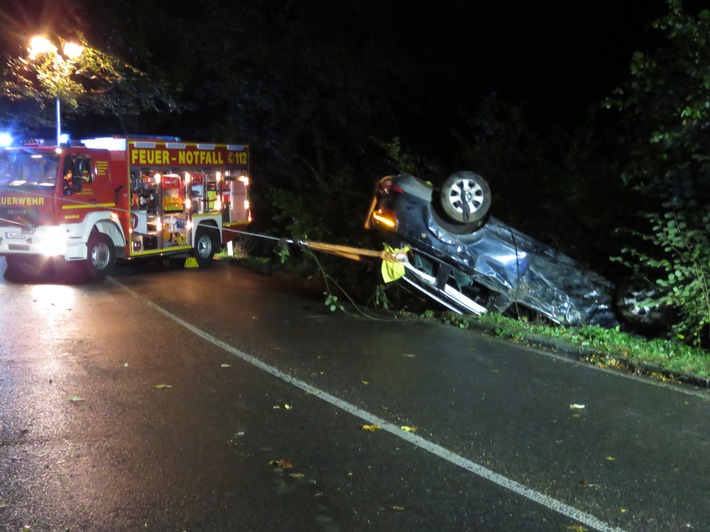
0, 133, 13, 147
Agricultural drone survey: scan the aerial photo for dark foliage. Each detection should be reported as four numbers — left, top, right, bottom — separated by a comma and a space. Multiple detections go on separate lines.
609, 0, 710, 345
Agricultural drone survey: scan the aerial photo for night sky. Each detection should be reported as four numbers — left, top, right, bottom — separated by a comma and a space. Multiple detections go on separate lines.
382, 1, 674, 127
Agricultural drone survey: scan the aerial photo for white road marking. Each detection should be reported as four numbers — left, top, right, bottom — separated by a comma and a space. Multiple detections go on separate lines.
116, 280, 624, 532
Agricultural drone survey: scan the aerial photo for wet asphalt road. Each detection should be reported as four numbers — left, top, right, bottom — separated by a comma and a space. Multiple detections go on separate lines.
0, 258, 709, 531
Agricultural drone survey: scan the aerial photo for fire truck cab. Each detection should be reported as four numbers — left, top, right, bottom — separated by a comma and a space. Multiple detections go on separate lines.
0, 136, 250, 279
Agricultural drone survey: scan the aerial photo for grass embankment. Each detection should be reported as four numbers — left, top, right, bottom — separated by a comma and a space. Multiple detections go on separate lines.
437, 311, 710, 387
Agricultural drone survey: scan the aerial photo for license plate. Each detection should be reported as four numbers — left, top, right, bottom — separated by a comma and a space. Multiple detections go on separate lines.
5, 232, 26, 240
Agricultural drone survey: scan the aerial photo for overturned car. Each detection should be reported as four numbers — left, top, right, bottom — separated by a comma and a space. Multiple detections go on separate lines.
365, 172, 628, 328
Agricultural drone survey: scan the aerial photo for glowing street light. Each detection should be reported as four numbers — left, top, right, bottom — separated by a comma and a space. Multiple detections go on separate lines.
62, 42, 84, 60
27, 36, 84, 146
28, 36, 57, 58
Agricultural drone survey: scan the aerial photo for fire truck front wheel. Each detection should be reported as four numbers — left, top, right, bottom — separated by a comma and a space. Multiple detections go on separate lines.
85, 231, 116, 279
193, 226, 217, 267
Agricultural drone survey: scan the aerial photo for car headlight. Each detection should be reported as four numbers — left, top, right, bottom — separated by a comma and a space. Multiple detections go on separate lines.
35, 226, 68, 256
371, 208, 397, 229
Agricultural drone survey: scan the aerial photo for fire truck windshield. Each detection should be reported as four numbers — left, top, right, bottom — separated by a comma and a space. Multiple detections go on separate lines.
0, 151, 60, 187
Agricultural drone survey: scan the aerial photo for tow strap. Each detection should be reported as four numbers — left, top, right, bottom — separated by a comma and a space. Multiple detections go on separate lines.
229, 229, 409, 282
298, 241, 409, 283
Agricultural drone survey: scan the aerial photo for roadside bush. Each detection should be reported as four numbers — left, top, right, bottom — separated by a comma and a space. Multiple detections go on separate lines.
609, 0, 710, 346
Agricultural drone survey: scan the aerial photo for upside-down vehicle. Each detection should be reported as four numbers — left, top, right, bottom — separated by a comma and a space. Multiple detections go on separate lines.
365, 172, 624, 327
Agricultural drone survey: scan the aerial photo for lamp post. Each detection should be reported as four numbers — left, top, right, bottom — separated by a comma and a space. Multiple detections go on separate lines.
28, 36, 84, 146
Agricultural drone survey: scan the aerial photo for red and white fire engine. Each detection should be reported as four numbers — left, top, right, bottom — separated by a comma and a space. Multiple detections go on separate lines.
0, 136, 250, 278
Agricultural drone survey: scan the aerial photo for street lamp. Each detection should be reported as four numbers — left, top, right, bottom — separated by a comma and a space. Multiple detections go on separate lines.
27, 36, 84, 146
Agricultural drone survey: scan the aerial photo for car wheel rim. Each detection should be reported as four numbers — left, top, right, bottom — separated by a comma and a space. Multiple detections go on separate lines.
448, 179, 484, 214
91, 243, 110, 270
618, 287, 664, 322
622, 295, 651, 317
197, 235, 212, 258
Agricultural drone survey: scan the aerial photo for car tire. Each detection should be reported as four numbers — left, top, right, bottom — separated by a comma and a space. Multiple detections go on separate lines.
85, 231, 116, 280
614, 283, 672, 328
438, 171, 491, 226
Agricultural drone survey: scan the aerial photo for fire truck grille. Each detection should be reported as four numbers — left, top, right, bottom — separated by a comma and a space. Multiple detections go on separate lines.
0, 207, 40, 226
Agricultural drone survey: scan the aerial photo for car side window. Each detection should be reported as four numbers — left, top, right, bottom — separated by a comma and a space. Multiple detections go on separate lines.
62, 157, 80, 195
62, 156, 95, 195
74, 157, 93, 184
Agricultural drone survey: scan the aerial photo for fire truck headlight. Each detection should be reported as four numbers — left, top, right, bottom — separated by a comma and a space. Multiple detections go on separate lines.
36, 227, 68, 256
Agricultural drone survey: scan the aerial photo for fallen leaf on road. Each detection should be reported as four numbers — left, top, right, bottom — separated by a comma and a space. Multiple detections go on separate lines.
123, 362, 129, 368
400, 426, 417, 433
221, 364, 231, 368
569, 404, 586, 410
606, 456, 616, 461
361, 424, 381, 432
153, 384, 172, 390
392, 506, 405, 511
402, 354, 416, 358
69, 396, 86, 402
289, 473, 305, 478
361, 380, 369, 385
579, 479, 601, 489
284, 404, 293, 410
269, 458, 294, 469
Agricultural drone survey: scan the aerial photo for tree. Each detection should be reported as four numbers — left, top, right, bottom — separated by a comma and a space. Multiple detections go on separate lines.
610, 0, 710, 345
1, 30, 178, 134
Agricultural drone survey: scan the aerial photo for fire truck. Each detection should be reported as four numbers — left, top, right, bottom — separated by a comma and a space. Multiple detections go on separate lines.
0, 136, 250, 278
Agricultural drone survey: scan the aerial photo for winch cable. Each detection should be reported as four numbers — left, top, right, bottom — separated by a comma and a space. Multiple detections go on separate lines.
223, 227, 409, 265
222, 228, 420, 320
